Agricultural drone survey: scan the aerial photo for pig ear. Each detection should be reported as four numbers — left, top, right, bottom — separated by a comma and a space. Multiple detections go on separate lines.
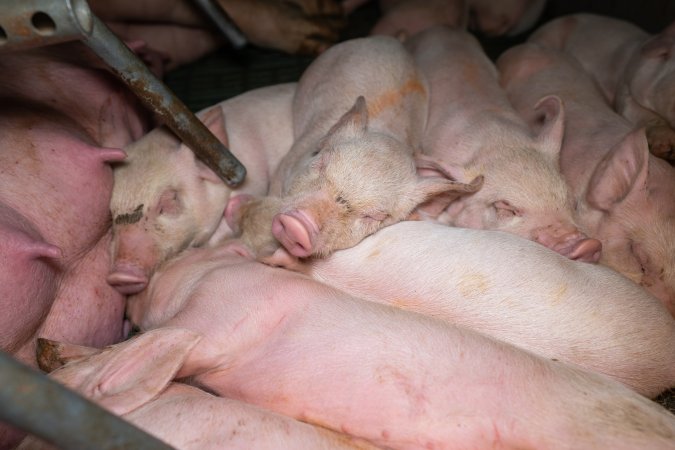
55, 328, 202, 416
532, 95, 565, 158
413, 153, 483, 217
198, 104, 229, 147
586, 127, 649, 211
325, 96, 369, 141
195, 105, 231, 184
641, 22, 675, 59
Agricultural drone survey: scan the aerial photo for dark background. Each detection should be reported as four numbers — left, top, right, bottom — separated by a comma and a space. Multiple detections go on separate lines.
165, 0, 675, 111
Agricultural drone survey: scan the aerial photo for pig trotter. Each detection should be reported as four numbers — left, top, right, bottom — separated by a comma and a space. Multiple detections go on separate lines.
36, 338, 67, 373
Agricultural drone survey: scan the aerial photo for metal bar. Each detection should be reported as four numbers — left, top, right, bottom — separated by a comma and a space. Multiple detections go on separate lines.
82, 14, 246, 187
0, 351, 175, 450
0, 0, 247, 188
0, 0, 93, 51
192, 0, 247, 50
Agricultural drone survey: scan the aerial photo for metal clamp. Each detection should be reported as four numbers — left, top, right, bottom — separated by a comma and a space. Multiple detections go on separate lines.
0, 0, 246, 187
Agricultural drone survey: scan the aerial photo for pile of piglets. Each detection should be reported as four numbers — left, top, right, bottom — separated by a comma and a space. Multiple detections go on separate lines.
3, 5, 675, 450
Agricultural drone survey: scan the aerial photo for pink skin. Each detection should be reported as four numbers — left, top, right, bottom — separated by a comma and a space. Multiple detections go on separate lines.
302, 221, 675, 398
23, 329, 375, 450
0, 107, 129, 344
108, 83, 295, 295
405, 26, 601, 261
0, 203, 61, 358
0, 43, 149, 448
498, 42, 675, 314
127, 241, 675, 449
0, 43, 150, 149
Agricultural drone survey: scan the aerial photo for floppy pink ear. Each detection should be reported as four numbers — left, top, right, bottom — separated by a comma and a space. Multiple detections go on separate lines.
50, 328, 202, 416
413, 153, 483, 218
586, 127, 650, 211
533, 94, 565, 158
198, 104, 229, 147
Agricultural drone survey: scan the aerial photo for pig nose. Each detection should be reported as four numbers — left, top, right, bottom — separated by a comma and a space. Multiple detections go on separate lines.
568, 238, 603, 263
272, 211, 317, 258
107, 264, 149, 295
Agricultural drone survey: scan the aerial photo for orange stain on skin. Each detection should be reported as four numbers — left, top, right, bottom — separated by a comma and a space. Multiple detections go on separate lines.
367, 78, 427, 119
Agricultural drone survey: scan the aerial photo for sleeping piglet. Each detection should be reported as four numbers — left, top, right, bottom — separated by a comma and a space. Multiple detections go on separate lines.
225, 35, 480, 263
498, 42, 675, 315
405, 26, 601, 261
107, 83, 296, 295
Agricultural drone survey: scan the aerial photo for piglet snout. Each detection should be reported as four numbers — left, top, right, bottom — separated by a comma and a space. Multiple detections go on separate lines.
567, 237, 602, 263
550, 233, 602, 263
107, 264, 149, 296
272, 211, 318, 258
534, 227, 602, 263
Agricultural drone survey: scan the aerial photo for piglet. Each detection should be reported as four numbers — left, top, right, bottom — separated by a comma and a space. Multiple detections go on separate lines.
301, 220, 675, 398
498, 42, 675, 315
108, 83, 295, 295
529, 13, 675, 161
226, 35, 481, 263
20, 328, 376, 450
406, 26, 601, 261
126, 241, 675, 449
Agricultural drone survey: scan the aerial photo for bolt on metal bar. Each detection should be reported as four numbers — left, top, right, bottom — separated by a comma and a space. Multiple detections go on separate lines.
0, 351, 176, 450
192, 0, 247, 50
0, 0, 247, 187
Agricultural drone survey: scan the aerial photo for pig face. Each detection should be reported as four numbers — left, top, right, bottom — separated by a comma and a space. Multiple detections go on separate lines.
419, 96, 602, 262
271, 97, 482, 258
583, 128, 675, 313
108, 107, 230, 295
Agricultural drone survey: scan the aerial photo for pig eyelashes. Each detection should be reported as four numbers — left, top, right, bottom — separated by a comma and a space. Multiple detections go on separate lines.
157, 189, 182, 216
493, 200, 522, 220
335, 193, 388, 222
114, 204, 144, 225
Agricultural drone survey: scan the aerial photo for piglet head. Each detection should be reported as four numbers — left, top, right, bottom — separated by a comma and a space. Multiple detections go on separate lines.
584, 127, 675, 314
272, 96, 483, 258
419, 95, 602, 263
108, 106, 231, 295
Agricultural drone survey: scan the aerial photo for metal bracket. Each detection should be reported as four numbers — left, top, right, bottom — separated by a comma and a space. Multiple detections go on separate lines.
0, 0, 247, 187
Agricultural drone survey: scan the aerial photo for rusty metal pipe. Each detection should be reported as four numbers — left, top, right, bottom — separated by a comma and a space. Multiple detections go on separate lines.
0, 351, 175, 450
0, 0, 247, 187
192, 0, 247, 50
83, 14, 246, 187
